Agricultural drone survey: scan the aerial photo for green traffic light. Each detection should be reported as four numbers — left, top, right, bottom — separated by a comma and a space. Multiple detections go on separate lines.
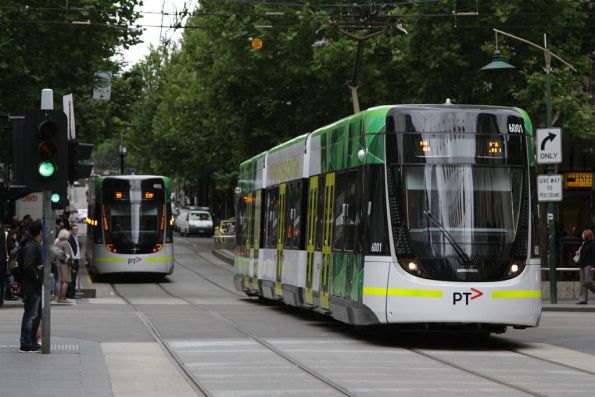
50, 193, 61, 203
38, 161, 56, 177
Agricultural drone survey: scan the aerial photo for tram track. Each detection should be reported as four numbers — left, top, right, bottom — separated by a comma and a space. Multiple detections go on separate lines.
172, 237, 595, 396
110, 283, 213, 397
109, 239, 358, 396
154, 282, 358, 397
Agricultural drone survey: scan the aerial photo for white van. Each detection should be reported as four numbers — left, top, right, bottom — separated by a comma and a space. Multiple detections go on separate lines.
177, 209, 214, 237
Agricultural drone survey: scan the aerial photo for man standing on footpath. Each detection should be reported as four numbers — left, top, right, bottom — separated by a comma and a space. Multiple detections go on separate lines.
19, 220, 43, 352
67, 224, 80, 299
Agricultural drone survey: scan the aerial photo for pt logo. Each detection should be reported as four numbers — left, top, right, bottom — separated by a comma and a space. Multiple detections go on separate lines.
128, 257, 142, 264
452, 288, 484, 305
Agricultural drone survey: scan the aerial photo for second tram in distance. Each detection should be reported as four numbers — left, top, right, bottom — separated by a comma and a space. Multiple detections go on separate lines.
234, 104, 541, 334
85, 175, 174, 277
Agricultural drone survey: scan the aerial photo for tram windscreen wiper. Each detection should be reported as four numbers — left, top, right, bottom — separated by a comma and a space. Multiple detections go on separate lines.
423, 210, 471, 265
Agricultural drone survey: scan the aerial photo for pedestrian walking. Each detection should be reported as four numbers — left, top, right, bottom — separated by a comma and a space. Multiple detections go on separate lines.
576, 229, 595, 304
67, 224, 81, 299
54, 229, 74, 304
19, 220, 43, 352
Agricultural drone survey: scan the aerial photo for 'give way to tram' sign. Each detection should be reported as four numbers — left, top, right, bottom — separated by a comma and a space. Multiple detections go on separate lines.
536, 128, 562, 164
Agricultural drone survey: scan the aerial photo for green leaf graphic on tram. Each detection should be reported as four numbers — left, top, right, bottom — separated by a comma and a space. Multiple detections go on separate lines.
423, 210, 471, 265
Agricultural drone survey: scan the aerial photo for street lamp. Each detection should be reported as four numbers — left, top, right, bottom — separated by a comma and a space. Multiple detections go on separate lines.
481, 29, 577, 304
119, 129, 127, 175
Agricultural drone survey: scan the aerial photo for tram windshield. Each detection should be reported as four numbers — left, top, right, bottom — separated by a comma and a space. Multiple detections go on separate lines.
391, 131, 528, 281
404, 165, 523, 258
102, 178, 166, 254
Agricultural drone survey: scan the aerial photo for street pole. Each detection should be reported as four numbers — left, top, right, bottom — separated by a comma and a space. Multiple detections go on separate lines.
482, 30, 577, 305
40, 88, 54, 354
41, 190, 55, 354
119, 130, 126, 175
544, 39, 558, 304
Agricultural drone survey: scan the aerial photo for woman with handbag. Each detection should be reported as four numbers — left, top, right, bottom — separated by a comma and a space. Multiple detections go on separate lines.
54, 229, 75, 304
576, 229, 595, 304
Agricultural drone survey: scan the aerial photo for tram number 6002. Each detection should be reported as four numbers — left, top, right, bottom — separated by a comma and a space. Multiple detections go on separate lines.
370, 243, 383, 253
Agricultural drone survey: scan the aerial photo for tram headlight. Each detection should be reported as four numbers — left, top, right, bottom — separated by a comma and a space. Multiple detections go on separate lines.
504, 260, 526, 279
398, 258, 424, 277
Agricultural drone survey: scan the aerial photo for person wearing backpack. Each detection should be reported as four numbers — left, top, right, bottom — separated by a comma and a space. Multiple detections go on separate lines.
19, 220, 43, 352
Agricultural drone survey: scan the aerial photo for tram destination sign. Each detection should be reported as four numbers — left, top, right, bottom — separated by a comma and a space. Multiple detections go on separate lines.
536, 127, 562, 164
537, 174, 563, 202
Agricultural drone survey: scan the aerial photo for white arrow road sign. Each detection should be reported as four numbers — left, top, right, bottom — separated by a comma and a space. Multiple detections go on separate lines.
536, 128, 562, 164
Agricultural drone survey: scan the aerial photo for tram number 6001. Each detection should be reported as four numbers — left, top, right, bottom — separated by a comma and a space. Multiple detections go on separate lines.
508, 123, 524, 134
370, 243, 383, 253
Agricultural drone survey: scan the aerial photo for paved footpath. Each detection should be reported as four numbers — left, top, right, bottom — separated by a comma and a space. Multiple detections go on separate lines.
0, 259, 197, 397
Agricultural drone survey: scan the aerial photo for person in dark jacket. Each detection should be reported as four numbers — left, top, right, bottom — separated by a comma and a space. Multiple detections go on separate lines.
576, 229, 595, 304
19, 220, 43, 352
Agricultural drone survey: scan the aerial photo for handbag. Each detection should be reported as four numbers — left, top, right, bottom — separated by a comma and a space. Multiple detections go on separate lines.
573, 243, 583, 264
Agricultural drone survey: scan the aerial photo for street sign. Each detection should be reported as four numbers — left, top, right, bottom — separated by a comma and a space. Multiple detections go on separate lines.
537, 174, 563, 202
93, 71, 112, 101
536, 127, 562, 164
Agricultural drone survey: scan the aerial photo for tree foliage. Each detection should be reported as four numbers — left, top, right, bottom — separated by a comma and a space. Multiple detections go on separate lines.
115, 1, 595, 211
0, 0, 142, 165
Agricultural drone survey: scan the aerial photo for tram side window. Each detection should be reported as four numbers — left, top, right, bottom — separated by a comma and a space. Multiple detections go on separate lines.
366, 165, 389, 255
264, 187, 279, 249
166, 204, 173, 243
344, 169, 359, 252
333, 171, 358, 251
284, 180, 304, 250
236, 194, 247, 248
315, 176, 325, 250
93, 205, 103, 244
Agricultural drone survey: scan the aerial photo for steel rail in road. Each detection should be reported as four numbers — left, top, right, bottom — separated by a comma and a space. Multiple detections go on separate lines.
154, 281, 359, 397
111, 283, 213, 397
173, 236, 595, 396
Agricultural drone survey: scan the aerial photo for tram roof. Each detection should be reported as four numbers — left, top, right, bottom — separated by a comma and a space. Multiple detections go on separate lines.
238, 103, 531, 173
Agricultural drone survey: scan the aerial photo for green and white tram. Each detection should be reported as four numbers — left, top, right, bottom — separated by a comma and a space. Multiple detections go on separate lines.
235, 104, 541, 333
86, 175, 174, 276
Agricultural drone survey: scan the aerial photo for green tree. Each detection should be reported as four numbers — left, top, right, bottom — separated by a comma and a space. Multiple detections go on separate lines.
0, 0, 142, 166
124, 0, 594, 212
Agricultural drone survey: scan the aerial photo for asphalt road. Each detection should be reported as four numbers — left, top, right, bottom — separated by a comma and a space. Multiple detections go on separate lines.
97, 234, 595, 397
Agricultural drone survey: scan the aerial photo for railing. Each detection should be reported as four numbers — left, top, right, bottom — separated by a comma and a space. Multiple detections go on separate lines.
213, 234, 235, 250
540, 237, 582, 281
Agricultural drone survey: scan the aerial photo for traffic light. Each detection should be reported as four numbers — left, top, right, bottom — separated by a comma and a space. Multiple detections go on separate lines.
68, 141, 94, 183
50, 184, 69, 210
22, 109, 68, 193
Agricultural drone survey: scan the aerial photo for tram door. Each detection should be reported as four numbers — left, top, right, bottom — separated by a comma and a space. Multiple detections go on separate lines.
252, 190, 262, 291
305, 176, 319, 306
275, 183, 287, 297
320, 173, 335, 311
244, 192, 253, 289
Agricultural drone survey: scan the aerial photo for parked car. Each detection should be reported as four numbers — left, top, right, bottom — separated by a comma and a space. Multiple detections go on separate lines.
177, 209, 214, 237
73, 208, 88, 223
214, 217, 235, 243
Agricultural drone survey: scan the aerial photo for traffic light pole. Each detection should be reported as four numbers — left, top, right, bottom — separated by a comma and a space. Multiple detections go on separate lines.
41, 190, 55, 354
